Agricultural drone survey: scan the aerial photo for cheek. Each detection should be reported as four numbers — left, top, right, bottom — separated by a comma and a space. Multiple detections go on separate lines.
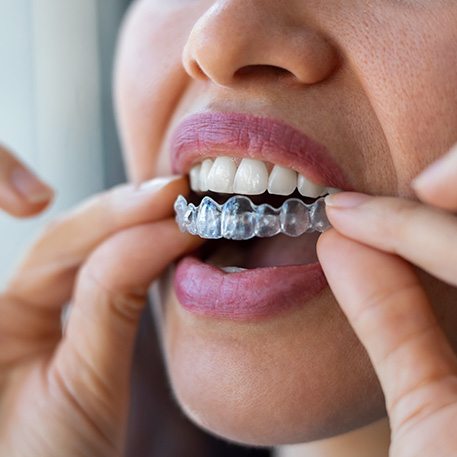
341, 9, 457, 195
114, 3, 200, 182
160, 289, 386, 446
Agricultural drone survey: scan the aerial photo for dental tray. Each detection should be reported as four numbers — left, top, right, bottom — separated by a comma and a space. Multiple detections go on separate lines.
174, 194, 331, 240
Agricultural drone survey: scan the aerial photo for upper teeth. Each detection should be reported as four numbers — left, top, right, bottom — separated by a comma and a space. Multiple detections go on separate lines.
189, 156, 341, 198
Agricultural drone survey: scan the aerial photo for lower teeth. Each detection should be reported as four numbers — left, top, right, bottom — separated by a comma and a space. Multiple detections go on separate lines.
174, 195, 331, 240
220, 266, 247, 273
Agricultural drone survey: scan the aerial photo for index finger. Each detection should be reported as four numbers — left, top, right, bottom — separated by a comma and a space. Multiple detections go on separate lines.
3, 176, 190, 329
317, 230, 457, 432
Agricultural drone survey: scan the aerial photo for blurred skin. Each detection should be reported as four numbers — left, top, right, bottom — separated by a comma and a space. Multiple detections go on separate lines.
0, 144, 54, 216
115, 0, 457, 448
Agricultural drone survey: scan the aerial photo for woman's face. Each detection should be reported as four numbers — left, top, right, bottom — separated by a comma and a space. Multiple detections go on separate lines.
115, 0, 457, 446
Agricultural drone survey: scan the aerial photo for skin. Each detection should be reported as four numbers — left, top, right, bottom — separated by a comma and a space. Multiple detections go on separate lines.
116, 0, 457, 447
0, 1, 456, 456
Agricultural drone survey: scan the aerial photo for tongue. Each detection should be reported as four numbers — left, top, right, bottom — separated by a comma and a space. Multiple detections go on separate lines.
245, 233, 320, 268
205, 232, 321, 270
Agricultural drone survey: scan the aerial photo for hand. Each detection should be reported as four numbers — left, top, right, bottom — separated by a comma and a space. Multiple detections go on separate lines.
0, 144, 54, 216
0, 157, 201, 456
317, 144, 457, 457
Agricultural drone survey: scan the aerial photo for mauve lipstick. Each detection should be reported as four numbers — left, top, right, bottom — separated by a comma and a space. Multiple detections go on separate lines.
170, 112, 352, 190
175, 258, 327, 320
169, 111, 349, 320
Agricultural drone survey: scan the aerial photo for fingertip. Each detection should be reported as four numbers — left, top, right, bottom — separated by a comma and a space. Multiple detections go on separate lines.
411, 144, 457, 211
317, 227, 338, 248
10, 167, 55, 205
0, 185, 54, 218
317, 229, 350, 264
0, 147, 55, 216
135, 174, 187, 193
154, 218, 205, 251
317, 229, 396, 296
412, 180, 457, 211
13, 201, 53, 218
109, 175, 189, 227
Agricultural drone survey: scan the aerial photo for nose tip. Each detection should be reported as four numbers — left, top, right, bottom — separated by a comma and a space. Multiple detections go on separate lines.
183, 2, 339, 87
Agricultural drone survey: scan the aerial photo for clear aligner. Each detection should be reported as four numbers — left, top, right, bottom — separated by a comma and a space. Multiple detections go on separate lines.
174, 195, 331, 240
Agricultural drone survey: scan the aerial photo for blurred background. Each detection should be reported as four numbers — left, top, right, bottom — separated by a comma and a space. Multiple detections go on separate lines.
0, 0, 127, 286
0, 1, 271, 456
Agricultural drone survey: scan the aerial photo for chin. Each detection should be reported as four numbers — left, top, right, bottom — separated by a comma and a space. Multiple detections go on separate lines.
155, 283, 388, 447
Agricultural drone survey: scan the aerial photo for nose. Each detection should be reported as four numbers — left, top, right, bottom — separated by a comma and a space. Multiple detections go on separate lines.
183, 0, 339, 87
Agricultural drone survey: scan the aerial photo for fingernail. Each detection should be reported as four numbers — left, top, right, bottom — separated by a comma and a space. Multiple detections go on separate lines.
325, 192, 371, 209
11, 167, 54, 203
412, 144, 457, 190
137, 175, 183, 193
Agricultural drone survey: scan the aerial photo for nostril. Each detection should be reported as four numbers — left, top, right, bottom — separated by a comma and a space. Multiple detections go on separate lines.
234, 64, 294, 81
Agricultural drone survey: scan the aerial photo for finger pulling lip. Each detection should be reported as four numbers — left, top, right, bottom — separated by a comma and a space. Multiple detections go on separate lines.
174, 257, 328, 320
169, 111, 353, 190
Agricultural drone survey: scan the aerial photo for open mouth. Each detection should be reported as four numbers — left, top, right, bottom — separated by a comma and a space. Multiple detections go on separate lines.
169, 112, 351, 320
175, 155, 340, 270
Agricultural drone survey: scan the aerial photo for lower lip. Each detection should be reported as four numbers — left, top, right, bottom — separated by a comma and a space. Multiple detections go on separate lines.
174, 257, 328, 320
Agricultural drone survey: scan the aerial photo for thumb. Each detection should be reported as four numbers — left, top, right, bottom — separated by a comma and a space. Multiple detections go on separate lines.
48, 219, 201, 441
317, 229, 457, 433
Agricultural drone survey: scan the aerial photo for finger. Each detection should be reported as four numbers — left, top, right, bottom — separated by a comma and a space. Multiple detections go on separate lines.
2, 176, 189, 339
317, 230, 457, 432
412, 143, 457, 211
48, 220, 201, 438
2, 176, 187, 317
325, 192, 457, 287
0, 144, 54, 217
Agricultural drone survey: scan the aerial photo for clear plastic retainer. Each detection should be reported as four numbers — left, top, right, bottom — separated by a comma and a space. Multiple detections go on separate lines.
174, 194, 331, 240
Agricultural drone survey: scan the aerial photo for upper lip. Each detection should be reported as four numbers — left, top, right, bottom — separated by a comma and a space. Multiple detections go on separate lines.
170, 112, 353, 190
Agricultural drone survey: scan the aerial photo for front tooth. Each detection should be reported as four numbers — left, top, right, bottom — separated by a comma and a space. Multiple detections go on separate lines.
190, 164, 201, 191
233, 158, 269, 195
199, 159, 213, 192
221, 266, 247, 273
268, 165, 297, 196
207, 156, 237, 193
297, 174, 325, 198
326, 187, 342, 194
